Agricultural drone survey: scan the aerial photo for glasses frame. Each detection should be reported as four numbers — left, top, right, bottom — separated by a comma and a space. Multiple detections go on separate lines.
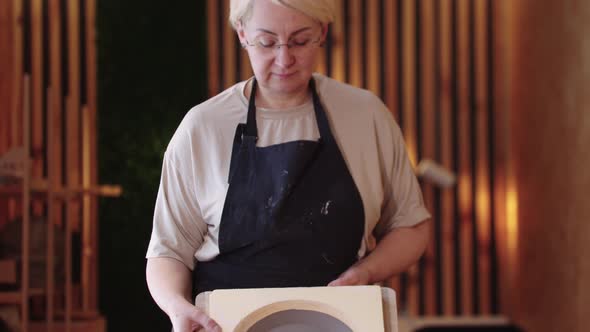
243, 34, 323, 54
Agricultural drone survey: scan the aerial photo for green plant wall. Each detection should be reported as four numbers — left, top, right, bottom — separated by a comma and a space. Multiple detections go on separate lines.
97, 1, 207, 330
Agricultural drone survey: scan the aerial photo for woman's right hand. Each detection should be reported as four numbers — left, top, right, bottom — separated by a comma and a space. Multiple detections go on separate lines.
170, 305, 221, 332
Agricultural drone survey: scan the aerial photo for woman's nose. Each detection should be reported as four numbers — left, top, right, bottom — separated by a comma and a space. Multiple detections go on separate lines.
274, 46, 295, 68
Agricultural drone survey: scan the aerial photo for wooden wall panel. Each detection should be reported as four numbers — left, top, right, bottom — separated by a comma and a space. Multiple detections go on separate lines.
0, 0, 107, 329
205, 0, 504, 317
438, 0, 456, 316
419, 0, 437, 316
510, 0, 590, 330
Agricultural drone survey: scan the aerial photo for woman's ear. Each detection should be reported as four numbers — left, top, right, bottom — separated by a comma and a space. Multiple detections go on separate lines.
236, 20, 247, 48
320, 23, 329, 46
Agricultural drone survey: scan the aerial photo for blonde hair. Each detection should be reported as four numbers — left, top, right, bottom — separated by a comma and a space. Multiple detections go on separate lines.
229, 0, 336, 29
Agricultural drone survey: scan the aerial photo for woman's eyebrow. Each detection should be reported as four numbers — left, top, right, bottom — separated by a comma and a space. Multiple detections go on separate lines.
255, 27, 313, 37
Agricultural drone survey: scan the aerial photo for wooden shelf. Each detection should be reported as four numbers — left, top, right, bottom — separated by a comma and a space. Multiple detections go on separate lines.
0, 178, 122, 198
0, 288, 50, 304
28, 316, 106, 332
0, 291, 21, 304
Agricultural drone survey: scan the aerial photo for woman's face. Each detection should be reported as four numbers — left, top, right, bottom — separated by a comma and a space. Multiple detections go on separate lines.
237, 0, 327, 98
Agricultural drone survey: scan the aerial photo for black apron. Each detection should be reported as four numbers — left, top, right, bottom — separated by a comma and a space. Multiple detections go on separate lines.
194, 78, 364, 295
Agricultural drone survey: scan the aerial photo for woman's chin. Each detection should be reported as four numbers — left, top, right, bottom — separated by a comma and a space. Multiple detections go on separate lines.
267, 74, 309, 91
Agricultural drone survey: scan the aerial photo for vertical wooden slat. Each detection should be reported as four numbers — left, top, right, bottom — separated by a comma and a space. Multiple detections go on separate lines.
475, 0, 491, 314
347, 0, 362, 87
222, 0, 235, 89
48, 0, 63, 325
30, 0, 44, 220
13, 0, 24, 148
0, 0, 14, 229
457, 0, 474, 315
493, 0, 511, 314
384, 0, 399, 119
402, 0, 417, 166
439, 0, 456, 316
46, 86, 56, 331
316, 35, 327, 75
240, 47, 253, 81
207, 0, 220, 96
420, 0, 437, 316
402, 0, 419, 316
0, 1, 13, 154
365, 0, 379, 96
330, 0, 345, 82
383, 0, 402, 297
82, 102, 93, 312
21, 74, 31, 332
84, 0, 99, 313
66, 0, 81, 328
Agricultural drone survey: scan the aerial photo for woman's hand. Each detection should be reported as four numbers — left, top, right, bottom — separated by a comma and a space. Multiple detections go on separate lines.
170, 304, 221, 332
327, 264, 372, 286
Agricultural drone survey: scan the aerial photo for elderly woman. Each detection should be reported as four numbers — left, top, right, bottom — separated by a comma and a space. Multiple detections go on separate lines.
146, 0, 430, 331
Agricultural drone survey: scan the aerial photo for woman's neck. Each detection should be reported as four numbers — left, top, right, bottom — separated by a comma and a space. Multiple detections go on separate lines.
245, 80, 310, 109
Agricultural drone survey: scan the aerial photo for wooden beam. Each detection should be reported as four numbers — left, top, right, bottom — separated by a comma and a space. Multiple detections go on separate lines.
84, 0, 99, 313
66, 0, 82, 328
402, 0, 419, 315
330, 0, 345, 83
30, 0, 44, 220
22, 74, 31, 332
475, 0, 491, 314
420, 0, 438, 316
207, 0, 220, 96
457, 0, 474, 315
366, 0, 380, 96
347, 0, 362, 87
438, 0, 456, 316
222, 0, 236, 89
383, 0, 399, 120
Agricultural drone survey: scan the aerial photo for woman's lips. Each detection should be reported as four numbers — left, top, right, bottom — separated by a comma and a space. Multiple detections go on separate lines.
274, 72, 296, 79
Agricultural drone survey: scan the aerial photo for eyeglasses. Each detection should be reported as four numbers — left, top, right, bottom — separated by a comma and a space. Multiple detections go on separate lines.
243, 35, 322, 56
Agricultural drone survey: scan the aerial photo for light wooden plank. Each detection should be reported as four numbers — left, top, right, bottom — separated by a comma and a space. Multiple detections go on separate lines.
457, 0, 473, 315
438, 0, 456, 316
330, 0, 345, 82
347, 0, 362, 87
366, 0, 380, 96
383, 0, 399, 120
475, 0, 491, 314
222, 0, 236, 89
420, 0, 438, 316
207, 0, 220, 96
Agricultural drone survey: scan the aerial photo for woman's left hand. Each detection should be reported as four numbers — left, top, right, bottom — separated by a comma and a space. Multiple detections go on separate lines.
327, 264, 372, 286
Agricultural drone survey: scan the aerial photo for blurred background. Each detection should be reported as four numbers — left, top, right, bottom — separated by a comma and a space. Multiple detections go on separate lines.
0, 0, 588, 331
